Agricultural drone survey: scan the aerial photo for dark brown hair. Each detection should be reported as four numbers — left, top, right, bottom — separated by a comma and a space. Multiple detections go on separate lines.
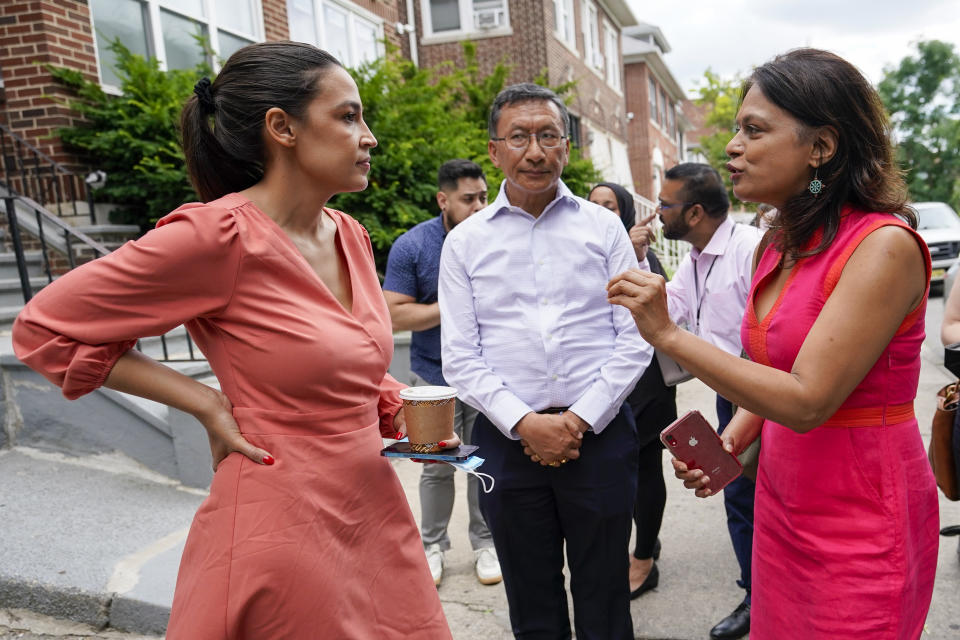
180, 42, 341, 202
743, 48, 914, 258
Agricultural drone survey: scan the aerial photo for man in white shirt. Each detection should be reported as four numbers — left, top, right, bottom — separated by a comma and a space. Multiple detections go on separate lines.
655, 162, 762, 640
439, 83, 652, 640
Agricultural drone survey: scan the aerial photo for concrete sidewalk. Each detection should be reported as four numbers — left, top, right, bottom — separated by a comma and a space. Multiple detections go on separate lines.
2, 315, 960, 637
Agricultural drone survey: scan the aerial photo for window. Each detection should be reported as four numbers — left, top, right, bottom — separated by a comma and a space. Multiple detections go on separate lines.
568, 113, 582, 148
89, 0, 262, 87
553, 0, 575, 48
648, 76, 658, 124
603, 22, 619, 91
422, 0, 509, 37
668, 101, 676, 138
287, 0, 383, 68
582, 1, 602, 70
659, 88, 668, 129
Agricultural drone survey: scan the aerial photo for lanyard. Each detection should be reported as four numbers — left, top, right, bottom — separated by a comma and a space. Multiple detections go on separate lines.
693, 223, 737, 335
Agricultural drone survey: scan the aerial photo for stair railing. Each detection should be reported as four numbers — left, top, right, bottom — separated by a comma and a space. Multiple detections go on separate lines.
0, 123, 98, 225
0, 124, 203, 362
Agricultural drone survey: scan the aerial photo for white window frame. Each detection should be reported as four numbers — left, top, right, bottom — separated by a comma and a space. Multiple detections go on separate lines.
552, 0, 577, 53
289, 0, 385, 68
420, 0, 512, 44
648, 75, 659, 125
581, 1, 602, 73
89, 0, 264, 90
602, 20, 620, 92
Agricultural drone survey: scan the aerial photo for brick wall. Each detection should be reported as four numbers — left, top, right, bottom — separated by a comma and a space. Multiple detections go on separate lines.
415, 0, 548, 85
546, 1, 627, 157
0, 0, 98, 167
262, 0, 290, 41
624, 62, 680, 200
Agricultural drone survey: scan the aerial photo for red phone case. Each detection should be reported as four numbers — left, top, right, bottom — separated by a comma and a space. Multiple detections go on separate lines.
660, 410, 742, 492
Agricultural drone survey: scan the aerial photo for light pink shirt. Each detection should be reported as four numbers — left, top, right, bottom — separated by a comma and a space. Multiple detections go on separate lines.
666, 216, 762, 356
439, 180, 652, 439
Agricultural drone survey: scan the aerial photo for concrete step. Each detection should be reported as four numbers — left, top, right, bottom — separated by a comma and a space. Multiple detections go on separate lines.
0, 304, 23, 325
0, 275, 50, 307
0, 251, 46, 281
135, 327, 206, 362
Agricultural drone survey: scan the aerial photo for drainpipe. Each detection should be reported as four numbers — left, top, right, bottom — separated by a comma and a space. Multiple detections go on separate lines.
405, 0, 418, 67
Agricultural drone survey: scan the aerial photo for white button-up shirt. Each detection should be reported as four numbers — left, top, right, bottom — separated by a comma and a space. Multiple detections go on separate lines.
666, 216, 762, 357
439, 180, 652, 439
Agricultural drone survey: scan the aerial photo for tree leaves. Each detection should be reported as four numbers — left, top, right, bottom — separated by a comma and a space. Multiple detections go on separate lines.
692, 68, 743, 209
878, 40, 960, 209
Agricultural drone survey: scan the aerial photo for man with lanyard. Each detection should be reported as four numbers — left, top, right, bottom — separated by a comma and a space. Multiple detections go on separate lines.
382, 159, 501, 587
636, 162, 761, 639
439, 83, 652, 640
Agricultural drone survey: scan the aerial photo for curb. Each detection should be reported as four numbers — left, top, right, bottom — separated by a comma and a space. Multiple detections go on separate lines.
0, 576, 168, 636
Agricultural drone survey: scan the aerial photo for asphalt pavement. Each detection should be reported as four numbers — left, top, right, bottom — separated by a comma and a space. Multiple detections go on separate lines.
1, 296, 960, 639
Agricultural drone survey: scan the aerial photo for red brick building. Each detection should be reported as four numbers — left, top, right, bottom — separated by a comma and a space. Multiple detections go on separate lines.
1, 1, 697, 205
621, 22, 691, 201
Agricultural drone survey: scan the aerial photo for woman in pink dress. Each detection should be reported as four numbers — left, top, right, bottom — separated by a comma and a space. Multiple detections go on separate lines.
607, 49, 939, 639
12, 42, 452, 639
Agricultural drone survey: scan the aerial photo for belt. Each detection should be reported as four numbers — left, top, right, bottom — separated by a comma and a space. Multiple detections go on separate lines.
821, 401, 914, 428
537, 406, 570, 415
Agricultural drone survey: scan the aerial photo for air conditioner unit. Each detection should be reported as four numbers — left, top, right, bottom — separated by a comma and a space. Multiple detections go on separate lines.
474, 9, 504, 30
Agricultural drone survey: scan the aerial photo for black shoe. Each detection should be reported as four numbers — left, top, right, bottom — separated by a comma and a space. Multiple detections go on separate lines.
653, 538, 661, 560
709, 601, 750, 640
629, 561, 658, 600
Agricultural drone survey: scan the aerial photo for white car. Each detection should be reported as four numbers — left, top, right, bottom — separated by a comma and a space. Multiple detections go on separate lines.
914, 202, 960, 289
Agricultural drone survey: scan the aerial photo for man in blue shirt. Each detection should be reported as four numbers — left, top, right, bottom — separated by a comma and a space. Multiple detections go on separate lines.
382, 159, 500, 587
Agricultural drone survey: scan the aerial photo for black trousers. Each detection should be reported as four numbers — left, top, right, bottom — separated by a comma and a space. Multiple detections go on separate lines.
473, 406, 638, 640
633, 438, 666, 559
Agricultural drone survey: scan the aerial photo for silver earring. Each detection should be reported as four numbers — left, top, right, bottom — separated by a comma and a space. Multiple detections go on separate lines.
809, 167, 823, 196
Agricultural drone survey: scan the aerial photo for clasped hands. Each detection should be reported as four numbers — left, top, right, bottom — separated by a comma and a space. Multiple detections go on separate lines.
516, 411, 589, 467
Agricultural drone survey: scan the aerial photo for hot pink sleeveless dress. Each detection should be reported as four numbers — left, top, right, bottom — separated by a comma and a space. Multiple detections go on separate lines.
741, 209, 939, 639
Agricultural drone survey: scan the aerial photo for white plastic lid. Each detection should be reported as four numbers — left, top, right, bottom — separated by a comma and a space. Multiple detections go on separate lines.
399, 386, 458, 401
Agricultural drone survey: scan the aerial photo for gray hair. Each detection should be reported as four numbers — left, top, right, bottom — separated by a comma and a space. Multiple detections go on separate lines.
487, 83, 570, 138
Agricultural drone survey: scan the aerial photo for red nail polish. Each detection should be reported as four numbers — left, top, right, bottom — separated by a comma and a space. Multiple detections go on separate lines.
262, 455, 275, 466
438, 441, 447, 448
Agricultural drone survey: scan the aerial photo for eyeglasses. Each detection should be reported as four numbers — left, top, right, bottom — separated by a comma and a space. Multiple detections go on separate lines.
656, 201, 695, 213
491, 131, 567, 150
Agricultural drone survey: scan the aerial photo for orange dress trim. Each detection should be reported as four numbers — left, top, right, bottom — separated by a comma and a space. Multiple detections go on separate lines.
820, 401, 915, 428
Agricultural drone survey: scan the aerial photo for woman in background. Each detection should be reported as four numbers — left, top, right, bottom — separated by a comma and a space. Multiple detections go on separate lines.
589, 182, 676, 598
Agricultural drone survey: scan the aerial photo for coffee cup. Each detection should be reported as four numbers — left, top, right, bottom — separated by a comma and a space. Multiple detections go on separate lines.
399, 386, 458, 452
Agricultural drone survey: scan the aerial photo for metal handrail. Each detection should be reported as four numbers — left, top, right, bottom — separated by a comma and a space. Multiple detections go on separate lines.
2, 195, 203, 362
0, 123, 97, 224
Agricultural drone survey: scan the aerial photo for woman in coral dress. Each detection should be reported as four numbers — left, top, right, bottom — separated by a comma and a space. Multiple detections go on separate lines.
12, 42, 451, 639
608, 49, 938, 638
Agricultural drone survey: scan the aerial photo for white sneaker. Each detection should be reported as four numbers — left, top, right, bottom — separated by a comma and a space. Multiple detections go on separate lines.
475, 547, 502, 585
425, 543, 444, 586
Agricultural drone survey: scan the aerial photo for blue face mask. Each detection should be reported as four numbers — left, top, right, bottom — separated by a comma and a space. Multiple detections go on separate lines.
447, 456, 495, 493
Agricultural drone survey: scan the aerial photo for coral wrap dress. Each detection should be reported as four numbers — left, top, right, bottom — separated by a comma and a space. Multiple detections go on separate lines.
741, 209, 939, 639
12, 193, 451, 639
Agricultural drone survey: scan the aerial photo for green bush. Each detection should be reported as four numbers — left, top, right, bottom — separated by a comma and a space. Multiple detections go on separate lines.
51, 40, 599, 268
48, 40, 207, 231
